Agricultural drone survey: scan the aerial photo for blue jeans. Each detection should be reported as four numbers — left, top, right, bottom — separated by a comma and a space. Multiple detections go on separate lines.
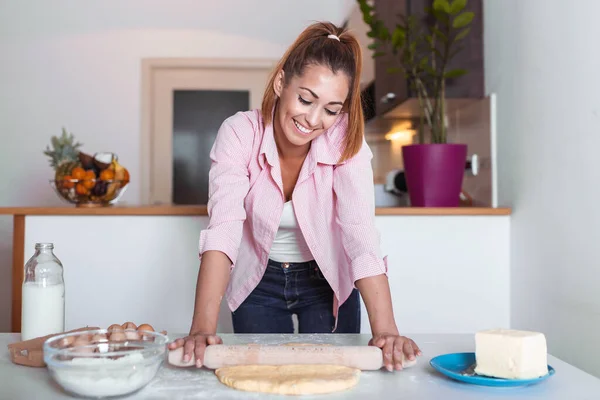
231, 259, 361, 333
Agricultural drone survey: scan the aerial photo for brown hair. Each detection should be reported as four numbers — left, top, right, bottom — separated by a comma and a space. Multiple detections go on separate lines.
261, 21, 364, 163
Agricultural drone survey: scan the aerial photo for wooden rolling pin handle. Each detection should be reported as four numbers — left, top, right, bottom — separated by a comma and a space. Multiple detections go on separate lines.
168, 344, 416, 370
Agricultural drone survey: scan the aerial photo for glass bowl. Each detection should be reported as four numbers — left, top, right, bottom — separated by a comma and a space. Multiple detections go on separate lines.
43, 328, 169, 398
50, 179, 128, 208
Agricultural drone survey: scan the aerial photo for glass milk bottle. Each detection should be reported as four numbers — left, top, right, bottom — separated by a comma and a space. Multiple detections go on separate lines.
21, 243, 65, 340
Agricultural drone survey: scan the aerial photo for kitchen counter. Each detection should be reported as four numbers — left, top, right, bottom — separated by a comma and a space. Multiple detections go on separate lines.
0, 205, 511, 334
1, 333, 598, 399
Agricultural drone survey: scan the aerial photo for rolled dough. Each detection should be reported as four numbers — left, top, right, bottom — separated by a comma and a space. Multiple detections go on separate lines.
215, 364, 360, 395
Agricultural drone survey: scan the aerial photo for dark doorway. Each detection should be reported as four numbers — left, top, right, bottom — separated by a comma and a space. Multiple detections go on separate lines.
172, 90, 250, 204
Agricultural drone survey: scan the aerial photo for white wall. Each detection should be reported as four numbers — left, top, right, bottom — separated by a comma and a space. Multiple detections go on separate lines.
0, 0, 354, 332
345, 3, 375, 88
485, 0, 600, 377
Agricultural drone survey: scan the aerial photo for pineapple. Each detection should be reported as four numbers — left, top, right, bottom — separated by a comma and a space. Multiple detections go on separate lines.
43, 127, 83, 181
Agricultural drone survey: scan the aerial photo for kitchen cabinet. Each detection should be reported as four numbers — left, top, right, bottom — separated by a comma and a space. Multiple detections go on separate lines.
372, 0, 485, 117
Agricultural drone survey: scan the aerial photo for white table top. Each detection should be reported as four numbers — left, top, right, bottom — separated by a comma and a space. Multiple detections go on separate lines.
2, 333, 599, 399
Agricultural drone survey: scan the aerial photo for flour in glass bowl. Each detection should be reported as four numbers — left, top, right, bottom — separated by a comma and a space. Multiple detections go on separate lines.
50, 353, 160, 398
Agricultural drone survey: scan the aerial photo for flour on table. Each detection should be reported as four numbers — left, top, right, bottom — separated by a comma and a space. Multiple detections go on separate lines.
144, 365, 265, 399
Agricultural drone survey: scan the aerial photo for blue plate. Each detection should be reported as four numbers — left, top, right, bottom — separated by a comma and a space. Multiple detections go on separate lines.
429, 352, 555, 387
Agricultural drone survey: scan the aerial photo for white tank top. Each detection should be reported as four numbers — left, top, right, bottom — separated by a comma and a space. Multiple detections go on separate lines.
268, 201, 313, 263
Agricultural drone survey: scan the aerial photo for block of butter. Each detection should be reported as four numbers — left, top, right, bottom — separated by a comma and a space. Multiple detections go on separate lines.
474, 328, 549, 379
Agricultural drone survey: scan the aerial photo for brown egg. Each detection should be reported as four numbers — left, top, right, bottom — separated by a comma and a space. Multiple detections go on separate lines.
137, 324, 155, 340
110, 331, 127, 341
137, 324, 154, 332
58, 335, 76, 348
73, 335, 94, 353
92, 333, 107, 343
119, 322, 138, 340
107, 324, 122, 332
121, 322, 137, 330
125, 330, 140, 340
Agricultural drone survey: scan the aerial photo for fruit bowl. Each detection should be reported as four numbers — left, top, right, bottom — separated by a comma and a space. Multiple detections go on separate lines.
44, 130, 131, 208
50, 178, 127, 208
43, 328, 168, 398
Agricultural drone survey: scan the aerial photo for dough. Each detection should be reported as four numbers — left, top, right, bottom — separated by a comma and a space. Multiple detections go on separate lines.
215, 364, 360, 395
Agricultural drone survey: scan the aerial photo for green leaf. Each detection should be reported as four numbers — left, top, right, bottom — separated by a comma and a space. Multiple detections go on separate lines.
372, 52, 386, 58
449, 0, 467, 14
358, 0, 373, 13
454, 27, 470, 41
433, 0, 451, 13
409, 41, 417, 56
386, 67, 404, 74
391, 27, 405, 48
358, 0, 374, 24
449, 44, 465, 59
453, 11, 474, 28
424, 65, 437, 76
444, 68, 468, 78
374, 20, 390, 41
432, 26, 448, 43
431, 10, 450, 25
367, 42, 379, 50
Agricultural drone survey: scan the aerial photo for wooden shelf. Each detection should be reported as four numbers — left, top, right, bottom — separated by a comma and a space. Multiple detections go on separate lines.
0, 204, 511, 216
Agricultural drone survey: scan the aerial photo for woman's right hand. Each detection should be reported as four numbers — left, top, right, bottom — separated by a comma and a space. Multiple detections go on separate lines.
167, 332, 222, 368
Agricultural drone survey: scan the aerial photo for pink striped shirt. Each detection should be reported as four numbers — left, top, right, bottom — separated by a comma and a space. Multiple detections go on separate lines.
198, 109, 388, 330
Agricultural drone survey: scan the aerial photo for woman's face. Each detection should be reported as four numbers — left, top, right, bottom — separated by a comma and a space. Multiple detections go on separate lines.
273, 64, 350, 151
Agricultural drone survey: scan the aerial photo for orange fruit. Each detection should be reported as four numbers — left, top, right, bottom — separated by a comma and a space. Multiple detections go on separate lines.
71, 167, 86, 180
100, 169, 115, 181
75, 183, 89, 195
62, 175, 75, 189
85, 169, 96, 179
83, 179, 95, 189
121, 169, 130, 188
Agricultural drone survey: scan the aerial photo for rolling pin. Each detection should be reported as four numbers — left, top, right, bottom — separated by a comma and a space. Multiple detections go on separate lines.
167, 344, 417, 371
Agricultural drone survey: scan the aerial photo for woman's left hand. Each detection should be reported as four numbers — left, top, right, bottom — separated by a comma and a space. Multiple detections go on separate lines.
369, 333, 422, 372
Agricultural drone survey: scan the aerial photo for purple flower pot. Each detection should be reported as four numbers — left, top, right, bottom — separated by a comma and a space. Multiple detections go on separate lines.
401, 143, 468, 207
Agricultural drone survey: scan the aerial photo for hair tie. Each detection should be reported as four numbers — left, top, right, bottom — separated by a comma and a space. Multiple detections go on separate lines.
327, 34, 340, 42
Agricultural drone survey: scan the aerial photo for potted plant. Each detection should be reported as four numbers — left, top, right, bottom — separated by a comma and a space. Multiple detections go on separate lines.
358, 0, 475, 207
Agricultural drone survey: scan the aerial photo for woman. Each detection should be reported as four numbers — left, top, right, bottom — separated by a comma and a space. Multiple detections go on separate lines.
168, 21, 421, 372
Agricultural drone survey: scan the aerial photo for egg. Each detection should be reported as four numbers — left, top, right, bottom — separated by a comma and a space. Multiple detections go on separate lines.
91, 333, 107, 343
122, 322, 137, 330
118, 322, 138, 340
73, 335, 95, 353
136, 323, 155, 340
125, 330, 140, 340
137, 323, 154, 332
58, 335, 76, 348
109, 331, 127, 342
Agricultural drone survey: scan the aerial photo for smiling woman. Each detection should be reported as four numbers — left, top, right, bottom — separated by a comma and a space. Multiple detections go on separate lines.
272, 64, 349, 151
168, 21, 421, 373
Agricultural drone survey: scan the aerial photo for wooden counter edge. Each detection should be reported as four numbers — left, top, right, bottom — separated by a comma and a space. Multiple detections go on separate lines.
0, 205, 511, 216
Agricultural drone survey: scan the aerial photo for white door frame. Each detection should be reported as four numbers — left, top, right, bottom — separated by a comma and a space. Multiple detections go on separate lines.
140, 58, 277, 205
